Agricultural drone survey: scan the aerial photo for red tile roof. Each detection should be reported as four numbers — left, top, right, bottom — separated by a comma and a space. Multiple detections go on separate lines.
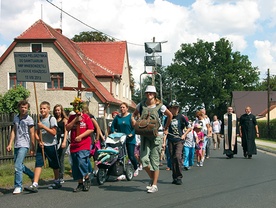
77, 42, 127, 77
2, 19, 132, 107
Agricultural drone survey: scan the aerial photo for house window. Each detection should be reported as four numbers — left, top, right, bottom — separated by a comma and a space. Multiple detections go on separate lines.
9, 73, 26, 89
47, 73, 64, 90
31, 43, 42, 52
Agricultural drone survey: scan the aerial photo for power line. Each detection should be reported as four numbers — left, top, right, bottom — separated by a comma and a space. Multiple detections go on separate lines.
46, 0, 143, 47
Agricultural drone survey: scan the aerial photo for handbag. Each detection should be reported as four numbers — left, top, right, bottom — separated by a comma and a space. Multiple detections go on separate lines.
134, 117, 160, 137
193, 130, 201, 150
195, 143, 201, 150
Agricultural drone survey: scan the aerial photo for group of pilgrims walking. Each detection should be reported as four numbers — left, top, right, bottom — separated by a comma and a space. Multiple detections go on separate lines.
7, 85, 259, 195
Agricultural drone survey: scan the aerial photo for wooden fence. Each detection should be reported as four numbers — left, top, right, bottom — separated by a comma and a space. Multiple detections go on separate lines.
0, 113, 112, 164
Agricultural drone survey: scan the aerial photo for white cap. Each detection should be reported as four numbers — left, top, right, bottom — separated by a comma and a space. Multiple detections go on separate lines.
69, 111, 76, 115
145, 85, 157, 93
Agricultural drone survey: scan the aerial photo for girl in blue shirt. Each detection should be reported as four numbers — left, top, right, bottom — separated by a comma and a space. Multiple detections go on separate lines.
111, 102, 138, 176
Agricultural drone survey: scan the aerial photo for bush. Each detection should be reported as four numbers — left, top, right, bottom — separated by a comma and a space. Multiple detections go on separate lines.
0, 85, 30, 114
258, 119, 276, 141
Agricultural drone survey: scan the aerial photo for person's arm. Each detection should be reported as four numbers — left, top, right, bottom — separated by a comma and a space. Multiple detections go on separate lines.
37, 121, 57, 136
162, 134, 167, 149
61, 118, 68, 149
6, 126, 15, 152
254, 116, 259, 138
163, 109, 173, 135
29, 125, 35, 156
110, 116, 117, 133
131, 107, 139, 126
182, 118, 192, 139
92, 118, 104, 141
74, 115, 94, 142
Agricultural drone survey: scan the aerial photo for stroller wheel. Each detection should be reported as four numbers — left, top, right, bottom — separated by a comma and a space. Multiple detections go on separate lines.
97, 169, 107, 185
125, 164, 134, 181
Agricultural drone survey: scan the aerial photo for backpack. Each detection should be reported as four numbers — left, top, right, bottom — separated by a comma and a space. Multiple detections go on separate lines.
134, 100, 162, 138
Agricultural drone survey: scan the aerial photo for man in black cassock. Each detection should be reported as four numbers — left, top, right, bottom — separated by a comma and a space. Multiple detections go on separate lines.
239, 106, 259, 159
221, 106, 239, 158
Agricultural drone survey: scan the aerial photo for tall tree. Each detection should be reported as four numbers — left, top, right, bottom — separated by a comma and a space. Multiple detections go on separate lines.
166, 38, 260, 119
72, 31, 115, 42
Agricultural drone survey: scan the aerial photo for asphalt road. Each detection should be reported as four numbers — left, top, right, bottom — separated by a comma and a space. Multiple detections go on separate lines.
1, 144, 276, 208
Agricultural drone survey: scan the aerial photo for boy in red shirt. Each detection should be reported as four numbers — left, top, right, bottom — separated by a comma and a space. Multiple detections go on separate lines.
66, 100, 94, 192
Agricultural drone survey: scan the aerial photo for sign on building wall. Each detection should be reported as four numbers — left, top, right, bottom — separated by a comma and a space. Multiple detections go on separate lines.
98, 103, 105, 118
14, 52, 50, 83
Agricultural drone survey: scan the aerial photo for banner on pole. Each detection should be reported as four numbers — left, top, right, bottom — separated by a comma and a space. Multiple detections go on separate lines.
14, 52, 50, 83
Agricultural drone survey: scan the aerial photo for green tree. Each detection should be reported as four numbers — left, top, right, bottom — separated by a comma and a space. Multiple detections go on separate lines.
256, 75, 276, 91
0, 85, 30, 114
72, 31, 115, 42
166, 38, 260, 119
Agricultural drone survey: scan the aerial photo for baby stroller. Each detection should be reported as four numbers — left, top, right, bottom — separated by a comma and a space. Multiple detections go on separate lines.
96, 133, 134, 185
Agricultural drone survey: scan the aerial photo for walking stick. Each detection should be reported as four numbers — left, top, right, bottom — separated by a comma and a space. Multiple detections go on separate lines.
34, 82, 46, 168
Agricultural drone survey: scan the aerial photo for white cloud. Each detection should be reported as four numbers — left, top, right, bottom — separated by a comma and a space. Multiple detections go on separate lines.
254, 40, 276, 76
1, 0, 276, 86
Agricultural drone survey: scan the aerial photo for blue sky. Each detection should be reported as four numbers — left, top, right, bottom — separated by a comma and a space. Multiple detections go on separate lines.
1, 0, 276, 81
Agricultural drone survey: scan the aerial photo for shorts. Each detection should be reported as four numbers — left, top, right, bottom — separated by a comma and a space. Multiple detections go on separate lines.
71, 150, 91, 180
140, 135, 162, 171
35, 145, 60, 169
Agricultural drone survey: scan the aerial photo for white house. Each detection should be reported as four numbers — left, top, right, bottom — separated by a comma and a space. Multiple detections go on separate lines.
0, 19, 136, 118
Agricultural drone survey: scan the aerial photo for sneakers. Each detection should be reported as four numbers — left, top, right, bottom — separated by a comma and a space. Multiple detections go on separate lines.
197, 162, 200, 167
73, 183, 84, 192
134, 169, 139, 177
172, 179, 177, 184
117, 175, 126, 180
146, 180, 153, 190
138, 165, 143, 171
200, 161, 203, 167
48, 181, 62, 190
83, 176, 91, 191
24, 184, 38, 193
13, 187, 22, 195
59, 178, 65, 184
147, 185, 158, 193
93, 169, 98, 176
184, 166, 190, 170
175, 179, 182, 185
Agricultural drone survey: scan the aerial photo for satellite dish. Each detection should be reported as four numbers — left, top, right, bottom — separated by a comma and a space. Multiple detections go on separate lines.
85, 92, 93, 100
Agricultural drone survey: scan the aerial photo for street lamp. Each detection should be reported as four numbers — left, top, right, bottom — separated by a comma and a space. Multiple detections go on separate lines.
141, 38, 167, 101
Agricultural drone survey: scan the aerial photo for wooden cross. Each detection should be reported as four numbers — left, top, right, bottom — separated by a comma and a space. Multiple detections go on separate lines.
63, 73, 95, 98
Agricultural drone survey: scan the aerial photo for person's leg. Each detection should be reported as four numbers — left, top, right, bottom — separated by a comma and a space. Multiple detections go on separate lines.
213, 134, 217, 149
217, 134, 221, 149
183, 146, 189, 168
174, 142, 184, 184
165, 144, 171, 170
57, 141, 67, 180
14, 148, 27, 188
126, 143, 138, 170
206, 137, 211, 158
190, 147, 195, 167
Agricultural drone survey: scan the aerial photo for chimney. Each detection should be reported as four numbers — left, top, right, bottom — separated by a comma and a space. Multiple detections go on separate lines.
55, 28, 62, 34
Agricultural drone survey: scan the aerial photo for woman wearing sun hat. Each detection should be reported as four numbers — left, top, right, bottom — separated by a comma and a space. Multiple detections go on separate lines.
132, 85, 172, 193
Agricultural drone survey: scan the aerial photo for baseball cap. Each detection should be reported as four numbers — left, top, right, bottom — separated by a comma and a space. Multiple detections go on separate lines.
169, 100, 180, 107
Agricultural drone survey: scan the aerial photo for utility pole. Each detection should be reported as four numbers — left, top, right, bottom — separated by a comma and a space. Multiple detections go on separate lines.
152, 37, 156, 86
267, 68, 271, 138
